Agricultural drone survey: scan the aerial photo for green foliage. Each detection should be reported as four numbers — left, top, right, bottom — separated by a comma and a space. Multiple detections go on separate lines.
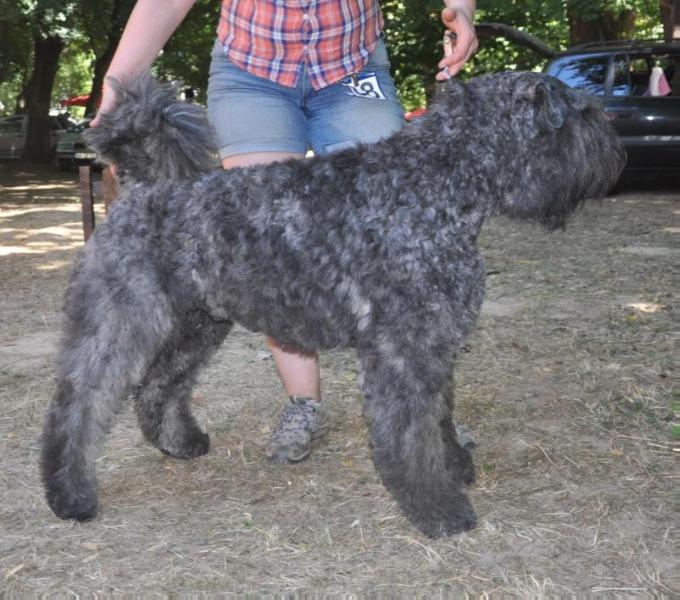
76, 0, 121, 55
53, 43, 96, 117
383, 0, 661, 103
471, 0, 568, 76
0, 0, 33, 85
0, 4, 30, 115
672, 393, 680, 440
154, 0, 221, 101
568, 0, 651, 21
74, 0, 136, 59
383, 1, 440, 76
0, 74, 22, 116
0, 0, 80, 116
397, 74, 428, 111
13, 0, 79, 38
628, 1, 664, 37
0, 0, 666, 117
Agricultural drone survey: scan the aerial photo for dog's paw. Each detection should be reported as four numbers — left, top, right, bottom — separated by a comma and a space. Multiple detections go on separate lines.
387, 473, 478, 538
406, 488, 478, 538
159, 429, 210, 459
45, 484, 98, 521
416, 511, 477, 538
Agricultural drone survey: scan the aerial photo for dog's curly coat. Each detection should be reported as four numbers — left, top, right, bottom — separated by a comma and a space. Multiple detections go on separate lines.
41, 72, 625, 537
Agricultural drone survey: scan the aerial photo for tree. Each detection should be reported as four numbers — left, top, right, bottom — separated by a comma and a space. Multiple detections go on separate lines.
475, 22, 555, 57
382, 0, 445, 108
472, 0, 662, 77
566, 0, 636, 45
75, 0, 217, 108
660, 0, 680, 39
13, 0, 78, 162
0, 1, 33, 113
22, 2, 73, 162
76, 0, 136, 116
154, 0, 220, 99
382, 0, 663, 107
3, 0, 667, 153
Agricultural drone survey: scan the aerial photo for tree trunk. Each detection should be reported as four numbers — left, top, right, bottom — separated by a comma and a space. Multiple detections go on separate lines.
660, 0, 680, 41
85, 43, 116, 115
567, 3, 636, 45
0, 21, 12, 84
84, 0, 134, 116
21, 34, 64, 163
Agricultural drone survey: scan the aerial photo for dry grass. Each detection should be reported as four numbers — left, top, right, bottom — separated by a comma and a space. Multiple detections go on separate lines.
0, 168, 677, 595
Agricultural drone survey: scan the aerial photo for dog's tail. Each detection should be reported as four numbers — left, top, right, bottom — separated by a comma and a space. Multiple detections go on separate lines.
84, 74, 219, 185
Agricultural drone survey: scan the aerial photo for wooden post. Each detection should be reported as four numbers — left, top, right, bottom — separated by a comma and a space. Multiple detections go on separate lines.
79, 165, 119, 241
79, 165, 95, 242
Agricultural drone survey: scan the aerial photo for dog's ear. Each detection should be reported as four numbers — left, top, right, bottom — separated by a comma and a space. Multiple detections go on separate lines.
511, 74, 567, 131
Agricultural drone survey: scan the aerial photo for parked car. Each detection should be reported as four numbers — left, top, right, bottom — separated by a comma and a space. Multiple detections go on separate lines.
54, 119, 97, 171
545, 39, 680, 177
0, 114, 73, 159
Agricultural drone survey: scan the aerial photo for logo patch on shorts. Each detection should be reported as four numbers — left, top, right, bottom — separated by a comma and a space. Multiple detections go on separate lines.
342, 72, 387, 100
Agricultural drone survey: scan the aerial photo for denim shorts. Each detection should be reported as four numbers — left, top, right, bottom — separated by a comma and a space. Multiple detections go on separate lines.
207, 37, 404, 158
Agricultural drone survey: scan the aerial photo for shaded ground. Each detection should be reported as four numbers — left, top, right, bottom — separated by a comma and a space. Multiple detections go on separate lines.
0, 166, 677, 596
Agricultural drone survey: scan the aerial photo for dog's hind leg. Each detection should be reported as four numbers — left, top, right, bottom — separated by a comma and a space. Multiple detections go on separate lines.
133, 309, 232, 459
41, 275, 176, 521
358, 329, 477, 538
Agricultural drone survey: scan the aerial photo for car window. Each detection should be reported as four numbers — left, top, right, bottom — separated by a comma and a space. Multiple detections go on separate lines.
611, 57, 631, 96
0, 120, 23, 135
554, 56, 608, 96
612, 52, 680, 97
67, 121, 90, 133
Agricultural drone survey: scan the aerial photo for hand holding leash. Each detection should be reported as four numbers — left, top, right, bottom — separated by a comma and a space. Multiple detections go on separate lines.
436, 6, 478, 80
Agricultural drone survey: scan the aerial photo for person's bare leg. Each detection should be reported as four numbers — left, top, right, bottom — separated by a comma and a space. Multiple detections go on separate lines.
264, 337, 321, 399
221, 151, 303, 170
222, 152, 325, 461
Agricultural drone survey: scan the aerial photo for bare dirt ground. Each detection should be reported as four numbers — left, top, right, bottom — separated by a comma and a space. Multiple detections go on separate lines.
0, 165, 677, 596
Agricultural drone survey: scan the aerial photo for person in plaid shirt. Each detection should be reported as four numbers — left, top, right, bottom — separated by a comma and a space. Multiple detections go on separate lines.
94, 0, 477, 463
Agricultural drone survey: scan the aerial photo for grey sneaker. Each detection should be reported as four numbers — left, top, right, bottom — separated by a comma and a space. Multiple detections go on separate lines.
455, 424, 476, 449
265, 396, 328, 463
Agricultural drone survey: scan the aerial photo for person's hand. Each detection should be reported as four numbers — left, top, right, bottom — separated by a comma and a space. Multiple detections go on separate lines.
89, 77, 117, 128
436, 7, 478, 80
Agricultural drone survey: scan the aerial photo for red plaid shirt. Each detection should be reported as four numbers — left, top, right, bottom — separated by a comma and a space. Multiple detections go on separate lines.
216, 0, 384, 89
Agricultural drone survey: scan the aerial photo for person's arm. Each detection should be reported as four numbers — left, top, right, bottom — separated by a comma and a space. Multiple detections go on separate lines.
91, 0, 196, 125
435, 0, 477, 80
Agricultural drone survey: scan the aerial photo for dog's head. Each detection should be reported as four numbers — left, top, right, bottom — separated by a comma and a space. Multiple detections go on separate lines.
84, 75, 219, 187
432, 72, 626, 229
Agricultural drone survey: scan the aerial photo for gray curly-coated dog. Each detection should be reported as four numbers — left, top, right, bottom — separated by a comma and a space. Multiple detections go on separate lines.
41, 72, 625, 537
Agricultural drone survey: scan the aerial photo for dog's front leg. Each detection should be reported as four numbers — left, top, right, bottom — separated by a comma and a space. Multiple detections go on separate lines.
41, 281, 175, 520
358, 335, 477, 538
41, 377, 114, 521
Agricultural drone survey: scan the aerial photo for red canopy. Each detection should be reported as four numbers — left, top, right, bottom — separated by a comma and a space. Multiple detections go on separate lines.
60, 94, 91, 107
404, 107, 427, 121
